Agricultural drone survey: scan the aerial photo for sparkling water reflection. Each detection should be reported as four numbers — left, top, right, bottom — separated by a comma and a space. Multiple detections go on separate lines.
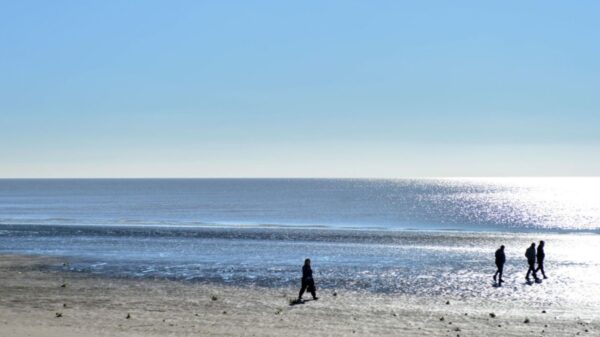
1, 178, 600, 312
1, 225, 599, 311
1, 178, 600, 232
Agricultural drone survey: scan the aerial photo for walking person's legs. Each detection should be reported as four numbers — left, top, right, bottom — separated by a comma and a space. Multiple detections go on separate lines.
298, 280, 308, 300
308, 280, 317, 300
536, 260, 547, 278
529, 262, 539, 281
494, 263, 501, 282
498, 264, 504, 282
526, 262, 536, 281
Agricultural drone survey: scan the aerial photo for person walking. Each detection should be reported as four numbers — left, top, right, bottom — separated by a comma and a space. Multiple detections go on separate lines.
525, 242, 540, 282
298, 258, 318, 301
493, 245, 506, 284
535, 240, 547, 279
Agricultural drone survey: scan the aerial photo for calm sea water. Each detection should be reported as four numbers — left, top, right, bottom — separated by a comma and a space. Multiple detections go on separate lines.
1, 178, 599, 231
1, 178, 599, 309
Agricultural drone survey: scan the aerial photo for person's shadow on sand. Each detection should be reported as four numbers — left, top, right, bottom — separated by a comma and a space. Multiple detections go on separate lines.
289, 298, 317, 306
289, 299, 304, 306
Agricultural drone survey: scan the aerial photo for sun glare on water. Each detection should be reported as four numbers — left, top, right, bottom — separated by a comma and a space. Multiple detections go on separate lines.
445, 177, 600, 231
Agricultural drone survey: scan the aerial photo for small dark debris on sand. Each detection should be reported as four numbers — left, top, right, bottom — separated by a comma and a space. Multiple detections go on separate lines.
126, 313, 131, 319
60, 283, 67, 288
223, 311, 227, 315
489, 313, 496, 318
440, 316, 445, 321
63, 303, 67, 308
542, 310, 547, 313
524, 318, 530, 324
446, 300, 450, 305
55, 312, 63, 318
211, 295, 218, 301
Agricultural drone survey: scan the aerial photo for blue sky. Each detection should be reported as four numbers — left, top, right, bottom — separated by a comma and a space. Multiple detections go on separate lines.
1, 1, 599, 177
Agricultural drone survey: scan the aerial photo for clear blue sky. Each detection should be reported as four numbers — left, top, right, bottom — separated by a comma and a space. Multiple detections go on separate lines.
1, 1, 599, 177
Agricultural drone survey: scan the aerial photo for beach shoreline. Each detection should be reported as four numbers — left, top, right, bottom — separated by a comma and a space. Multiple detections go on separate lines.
0, 254, 596, 337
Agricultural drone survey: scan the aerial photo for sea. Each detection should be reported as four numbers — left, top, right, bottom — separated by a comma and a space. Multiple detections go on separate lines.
1, 178, 599, 309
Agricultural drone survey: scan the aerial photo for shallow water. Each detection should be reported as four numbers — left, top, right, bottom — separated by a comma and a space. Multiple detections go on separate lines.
1, 178, 599, 310
1, 225, 599, 310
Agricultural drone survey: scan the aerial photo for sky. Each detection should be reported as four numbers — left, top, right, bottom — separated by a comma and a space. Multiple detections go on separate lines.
1, 1, 599, 178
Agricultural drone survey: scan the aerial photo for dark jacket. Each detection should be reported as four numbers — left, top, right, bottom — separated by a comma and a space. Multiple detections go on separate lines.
495, 249, 506, 265
302, 265, 313, 281
525, 246, 536, 263
537, 246, 545, 262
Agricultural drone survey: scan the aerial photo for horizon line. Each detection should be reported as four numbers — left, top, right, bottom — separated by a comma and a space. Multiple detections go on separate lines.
1, 176, 599, 180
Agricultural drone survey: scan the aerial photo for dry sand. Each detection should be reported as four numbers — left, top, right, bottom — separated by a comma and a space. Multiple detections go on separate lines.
0, 254, 597, 337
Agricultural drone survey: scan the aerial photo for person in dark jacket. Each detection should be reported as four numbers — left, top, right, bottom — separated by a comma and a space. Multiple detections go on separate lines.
525, 243, 540, 282
535, 240, 547, 279
298, 258, 318, 301
493, 245, 506, 284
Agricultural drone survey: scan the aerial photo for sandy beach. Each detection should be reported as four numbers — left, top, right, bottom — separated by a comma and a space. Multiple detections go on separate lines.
0, 254, 596, 337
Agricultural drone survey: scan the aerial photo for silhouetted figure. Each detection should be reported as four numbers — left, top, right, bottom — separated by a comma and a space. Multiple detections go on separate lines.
535, 240, 547, 279
493, 245, 506, 284
298, 258, 318, 301
525, 243, 540, 282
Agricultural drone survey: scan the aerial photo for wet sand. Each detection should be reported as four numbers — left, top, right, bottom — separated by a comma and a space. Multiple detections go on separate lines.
0, 254, 597, 337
